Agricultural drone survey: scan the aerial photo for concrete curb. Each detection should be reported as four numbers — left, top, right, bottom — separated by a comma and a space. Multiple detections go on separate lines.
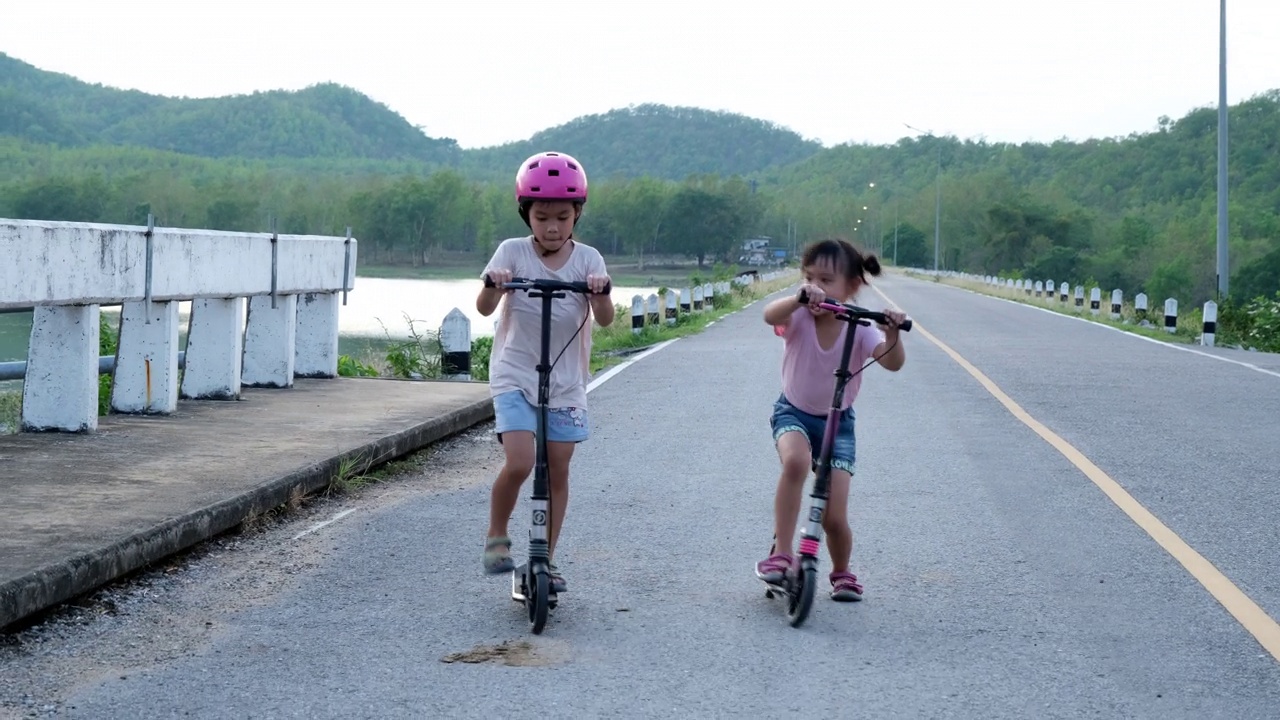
0, 397, 495, 631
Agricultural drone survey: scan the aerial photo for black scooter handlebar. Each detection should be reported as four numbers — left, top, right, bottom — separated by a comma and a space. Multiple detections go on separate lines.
796, 288, 913, 332
483, 274, 611, 296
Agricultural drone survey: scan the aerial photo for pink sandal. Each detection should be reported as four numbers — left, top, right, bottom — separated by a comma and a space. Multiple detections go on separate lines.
830, 571, 863, 601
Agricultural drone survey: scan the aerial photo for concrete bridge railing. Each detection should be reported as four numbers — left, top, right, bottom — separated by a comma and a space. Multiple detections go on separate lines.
1, 218, 357, 433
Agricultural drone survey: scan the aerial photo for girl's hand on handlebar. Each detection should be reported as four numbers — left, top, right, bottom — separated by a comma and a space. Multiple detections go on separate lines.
587, 273, 611, 295
878, 307, 908, 336
796, 283, 826, 310
485, 268, 514, 291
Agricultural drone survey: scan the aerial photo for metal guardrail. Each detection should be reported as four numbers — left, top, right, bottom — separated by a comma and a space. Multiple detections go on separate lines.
0, 352, 188, 382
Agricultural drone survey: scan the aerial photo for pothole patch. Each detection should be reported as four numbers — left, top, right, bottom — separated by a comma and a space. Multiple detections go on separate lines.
440, 639, 564, 667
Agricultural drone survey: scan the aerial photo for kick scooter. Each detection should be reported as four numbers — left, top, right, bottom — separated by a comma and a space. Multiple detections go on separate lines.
483, 274, 609, 634
763, 291, 912, 628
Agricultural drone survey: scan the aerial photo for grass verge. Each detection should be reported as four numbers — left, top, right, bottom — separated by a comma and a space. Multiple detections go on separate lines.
324, 445, 440, 497
0, 390, 20, 434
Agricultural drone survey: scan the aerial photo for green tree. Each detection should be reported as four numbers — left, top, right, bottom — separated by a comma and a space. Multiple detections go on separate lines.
11, 175, 108, 222
659, 186, 742, 268
888, 223, 929, 267
1145, 257, 1195, 303
1232, 245, 1280, 302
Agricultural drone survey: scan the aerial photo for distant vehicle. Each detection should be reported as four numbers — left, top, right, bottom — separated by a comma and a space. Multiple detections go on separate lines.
738, 237, 786, 266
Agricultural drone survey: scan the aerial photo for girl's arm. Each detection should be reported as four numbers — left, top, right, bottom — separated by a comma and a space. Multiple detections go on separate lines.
476, 243, 512, 317
477, 280, 506, 317
763, 295, 801, 326
765, 283, 824, 326
873, 336, 906, 371
873, 309, 909, 371
589, 290, 615, 327
586, 253, 614, 326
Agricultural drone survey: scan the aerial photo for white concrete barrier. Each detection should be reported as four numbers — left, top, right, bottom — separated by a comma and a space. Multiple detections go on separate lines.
1202, 301, 1217, 347
3, 218, 358, 432
631, 295, 645, 335
440, 308, 472, 380
901, 267, 1241, 348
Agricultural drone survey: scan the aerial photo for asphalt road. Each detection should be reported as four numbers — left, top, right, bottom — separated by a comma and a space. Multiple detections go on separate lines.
3, 273, 1279, 719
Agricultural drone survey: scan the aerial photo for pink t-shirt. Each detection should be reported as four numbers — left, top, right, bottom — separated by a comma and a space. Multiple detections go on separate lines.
777, 306, 885, 416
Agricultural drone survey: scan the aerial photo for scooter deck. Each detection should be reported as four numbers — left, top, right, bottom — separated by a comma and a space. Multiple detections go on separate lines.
758, 570, 796, 598
761, 578, 792, 597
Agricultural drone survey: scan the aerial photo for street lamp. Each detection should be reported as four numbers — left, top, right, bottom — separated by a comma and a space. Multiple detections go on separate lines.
905, 123, 942, 272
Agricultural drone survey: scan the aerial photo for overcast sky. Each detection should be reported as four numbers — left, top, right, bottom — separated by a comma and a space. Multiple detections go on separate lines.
5, 0, 1279, 149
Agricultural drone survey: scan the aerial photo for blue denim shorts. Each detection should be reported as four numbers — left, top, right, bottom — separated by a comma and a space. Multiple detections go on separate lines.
769, 394, 856, 474
493, 390, 590, 444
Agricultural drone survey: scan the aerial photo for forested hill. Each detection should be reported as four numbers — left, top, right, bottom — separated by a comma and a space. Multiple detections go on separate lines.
2, 52, 1277, 306
1, 55, 821, 178
0, 53, 462, 164
759, 90, 1280, 302
460, 104, 824, 180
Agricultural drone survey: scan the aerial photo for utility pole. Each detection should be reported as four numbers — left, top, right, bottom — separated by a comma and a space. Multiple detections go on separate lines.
1216, 0, 1229, 299
905, 124, 942, 272
933, 145, 941, 271
893, 202, 899, 266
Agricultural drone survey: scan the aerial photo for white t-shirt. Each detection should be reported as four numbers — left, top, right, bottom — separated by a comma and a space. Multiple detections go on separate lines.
483, 236, 608, 410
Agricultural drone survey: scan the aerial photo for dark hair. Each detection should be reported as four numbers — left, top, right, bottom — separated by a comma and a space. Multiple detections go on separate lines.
518, 199, 584, 228
800, 238, 881, 283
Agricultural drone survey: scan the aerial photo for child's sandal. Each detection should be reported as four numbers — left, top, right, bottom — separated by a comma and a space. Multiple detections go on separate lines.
483, 536, 514, 574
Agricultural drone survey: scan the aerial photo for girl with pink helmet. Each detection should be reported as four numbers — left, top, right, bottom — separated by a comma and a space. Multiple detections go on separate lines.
475, 151, 615, 593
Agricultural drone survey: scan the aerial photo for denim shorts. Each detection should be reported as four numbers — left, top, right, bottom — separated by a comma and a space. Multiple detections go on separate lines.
769, 394, 856, 474
493, 390, 590, 444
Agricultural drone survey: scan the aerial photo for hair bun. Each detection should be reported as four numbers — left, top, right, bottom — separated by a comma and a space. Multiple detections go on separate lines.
863, 254, 882, 276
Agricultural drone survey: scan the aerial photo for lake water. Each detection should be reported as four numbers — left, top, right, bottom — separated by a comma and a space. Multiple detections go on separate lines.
0, 277, 659, 363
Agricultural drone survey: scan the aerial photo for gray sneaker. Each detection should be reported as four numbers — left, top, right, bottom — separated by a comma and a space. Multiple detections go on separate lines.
483, 536, 514, 574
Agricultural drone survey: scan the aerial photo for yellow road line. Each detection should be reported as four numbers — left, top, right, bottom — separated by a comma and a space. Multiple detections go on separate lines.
875, 285, 1280, 663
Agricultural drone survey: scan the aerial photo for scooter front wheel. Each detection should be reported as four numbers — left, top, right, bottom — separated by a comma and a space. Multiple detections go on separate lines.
530, 571, 550, 634
787, 566, 817, 628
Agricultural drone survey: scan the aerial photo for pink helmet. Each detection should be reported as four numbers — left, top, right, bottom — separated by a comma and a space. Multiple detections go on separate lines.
515, 151, 588, 205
